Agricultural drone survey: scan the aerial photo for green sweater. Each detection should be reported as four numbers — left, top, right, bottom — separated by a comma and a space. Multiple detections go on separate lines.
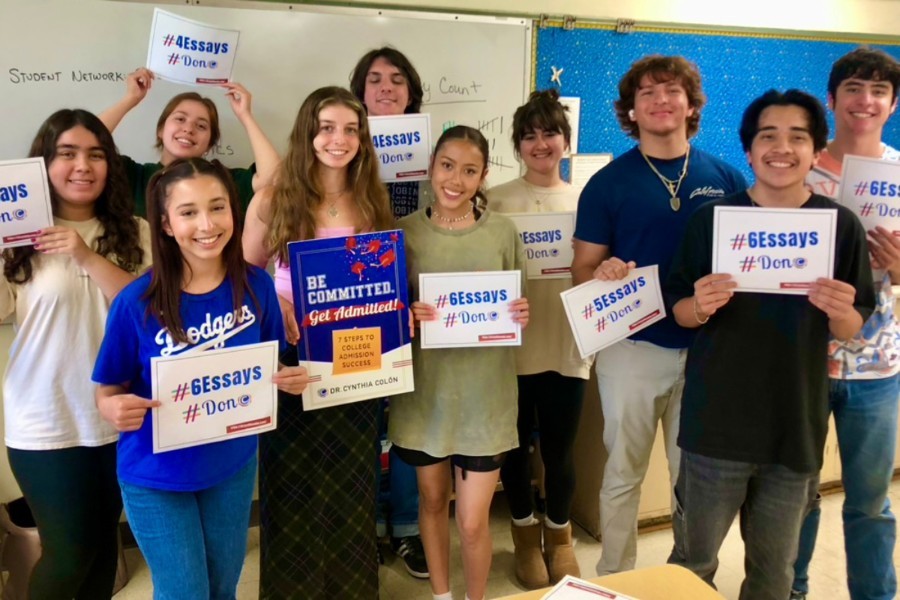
389, 207, 526, 457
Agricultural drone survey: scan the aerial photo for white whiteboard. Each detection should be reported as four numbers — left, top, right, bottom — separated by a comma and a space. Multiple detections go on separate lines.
0, 0, 531, 185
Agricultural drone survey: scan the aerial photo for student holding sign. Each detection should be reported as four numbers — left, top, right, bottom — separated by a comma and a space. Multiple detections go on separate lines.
391, 125, 528, 600
351, 46, 429, 579
488, 89, 591, 588
665, 90, 874, 599
242, 86, 393, 599
99, 68, 279, 216
792, 48, 900, 600
1, 109, 150, 599
93, 158, 307, 599
570, 55, 746, 576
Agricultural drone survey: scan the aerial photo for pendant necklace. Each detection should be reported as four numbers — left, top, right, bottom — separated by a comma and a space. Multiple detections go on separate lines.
323, 188, 348, 218
432, 204, 473, 230
639, 145, 691, 212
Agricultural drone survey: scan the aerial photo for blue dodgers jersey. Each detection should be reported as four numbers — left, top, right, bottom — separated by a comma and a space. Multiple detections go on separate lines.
92, 266, 284, 491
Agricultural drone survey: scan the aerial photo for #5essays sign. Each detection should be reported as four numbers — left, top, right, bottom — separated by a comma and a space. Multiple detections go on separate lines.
0, 158, 53, 248
151, 341, 279, 453
289, 231, 414, 410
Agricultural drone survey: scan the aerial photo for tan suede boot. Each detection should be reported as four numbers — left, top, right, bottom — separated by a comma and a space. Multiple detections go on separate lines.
510, 521, 550, 589
543, 522, 580, 583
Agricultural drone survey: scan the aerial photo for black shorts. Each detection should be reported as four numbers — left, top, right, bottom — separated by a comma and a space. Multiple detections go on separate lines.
392, 444, 506, 473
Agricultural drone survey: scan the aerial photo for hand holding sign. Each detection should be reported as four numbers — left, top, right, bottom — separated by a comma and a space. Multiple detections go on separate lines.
593, 256, 636, 281
124, 68, 155, 105
807, 277, 858, 321
692, 273, 736, 318
867, 225, 900, 272
272, 364, 310, 396
96, 387, 162, 432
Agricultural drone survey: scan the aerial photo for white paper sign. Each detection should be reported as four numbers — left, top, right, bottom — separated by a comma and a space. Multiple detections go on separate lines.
560, 266, 666, 358
541, 575, 637, 599
147, 9, 240, 86
570, 154, 613, 189
369, 114, 432, 183
151, 341, 279, 453
419, 271, 521, 348
0, 158, 53, 248
506, 212, 575, 279
838, 155, 900, 234
712, 206, 836, 294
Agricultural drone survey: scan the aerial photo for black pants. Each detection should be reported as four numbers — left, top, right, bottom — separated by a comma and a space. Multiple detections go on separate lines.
7, 443, 121, 600
500, 371, 585, 524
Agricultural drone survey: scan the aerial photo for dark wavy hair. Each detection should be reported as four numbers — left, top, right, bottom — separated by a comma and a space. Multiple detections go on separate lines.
3, 109, 144, 284
349, 47, 424, 114
432, 125, 490, 210
511, 88, 571, 155
828, 47, 900, 104
614, 55, 706, 140
144, 158, 256, 344
739, 89, 828, 153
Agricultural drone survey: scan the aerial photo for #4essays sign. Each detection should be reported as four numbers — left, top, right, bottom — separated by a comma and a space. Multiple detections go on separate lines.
0, 158, 53, 248
289, 231, 413, 410
368, 114, 432, 183
147, 9, 240, 85
560, 266, 666, 358
712, 206, 836, 294
151, 341, 279, 453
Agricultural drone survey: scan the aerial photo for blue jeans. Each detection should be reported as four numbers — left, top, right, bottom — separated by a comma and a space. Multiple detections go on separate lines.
120, 457, 256, 600
793, 375, 899, 599
376, 399, 420, 538
668, 450, 816, 600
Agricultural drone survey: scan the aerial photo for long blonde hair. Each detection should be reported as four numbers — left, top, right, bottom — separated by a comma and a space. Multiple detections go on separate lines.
267, 86, 392, 263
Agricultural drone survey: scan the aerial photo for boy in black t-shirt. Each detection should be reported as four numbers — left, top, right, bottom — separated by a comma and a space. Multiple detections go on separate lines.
665, 89, 875, 600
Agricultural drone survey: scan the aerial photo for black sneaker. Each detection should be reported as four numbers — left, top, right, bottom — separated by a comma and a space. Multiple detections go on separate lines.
391, 535, 429, 579
789, 591, 806, 600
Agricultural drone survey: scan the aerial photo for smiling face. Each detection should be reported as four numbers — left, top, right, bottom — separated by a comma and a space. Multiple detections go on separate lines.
518, 127, 567, 178
157, 100, 213, 164
313, 104, 361, 171
747, 104, 819, 195
830, 78, 898, 139
631, 74, 695, 140
363, 57, 411, 117
430, 139, 487, 216
47, 125, 108, 218
162, 174, 233, 273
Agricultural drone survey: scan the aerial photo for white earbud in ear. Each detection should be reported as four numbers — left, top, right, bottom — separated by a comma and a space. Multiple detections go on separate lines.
628, 109, 636, 120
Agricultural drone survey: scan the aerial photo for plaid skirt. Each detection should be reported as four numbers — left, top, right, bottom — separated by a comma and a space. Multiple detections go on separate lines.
258, 385, 379, 599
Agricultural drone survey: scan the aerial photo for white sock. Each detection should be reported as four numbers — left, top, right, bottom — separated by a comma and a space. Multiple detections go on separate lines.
433, 592, 453, 600
511, 513, 539, 527
545, 517, 569, 529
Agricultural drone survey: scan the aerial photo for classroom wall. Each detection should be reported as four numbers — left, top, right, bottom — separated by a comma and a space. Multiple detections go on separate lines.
326, 0, 900, 37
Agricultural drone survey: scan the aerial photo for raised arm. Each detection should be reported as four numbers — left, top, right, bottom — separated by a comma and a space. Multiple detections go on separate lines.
222, 83, 280, 192
99, 68, 155, 133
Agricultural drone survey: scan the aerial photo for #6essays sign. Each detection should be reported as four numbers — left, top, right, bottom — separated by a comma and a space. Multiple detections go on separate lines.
839, 155, 900, 234
0, 158, 53, 248
147, 9, 240, 85
418, 271, 522, 349
506, 212, 575, 279
712, 206, 836, 294
151, 341, 279, 453
368, 114, 432, 183
289, 231, 413, 410
560, 265, 665, 358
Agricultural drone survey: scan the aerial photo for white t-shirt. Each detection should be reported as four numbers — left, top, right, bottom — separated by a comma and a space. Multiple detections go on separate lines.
1, 216, 151, 449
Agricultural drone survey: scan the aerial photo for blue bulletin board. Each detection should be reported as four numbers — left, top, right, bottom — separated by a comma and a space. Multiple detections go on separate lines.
535, 23, 900, 182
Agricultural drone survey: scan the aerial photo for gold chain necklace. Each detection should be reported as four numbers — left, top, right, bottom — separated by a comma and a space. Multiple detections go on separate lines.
432, 204, 473, 230
639, 145, 691, 212
323, 188, 348, 218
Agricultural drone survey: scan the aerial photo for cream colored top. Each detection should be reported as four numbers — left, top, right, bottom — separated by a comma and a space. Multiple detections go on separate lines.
488, 178, 593, 379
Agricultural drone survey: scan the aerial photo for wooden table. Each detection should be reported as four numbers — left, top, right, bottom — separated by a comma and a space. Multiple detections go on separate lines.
496, 564, 725, 599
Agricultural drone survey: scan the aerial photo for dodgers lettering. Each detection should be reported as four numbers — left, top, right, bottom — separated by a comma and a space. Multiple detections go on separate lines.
174, 36, 230, 55
190, 366, 263, 395
747, 231, 819, 249
592, 276, 646, 311
519, 229, 563, 244
372, 132, 421, 149
870, 181, 899, 198
0, 184, 28, 203
448, 290, 508, 305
